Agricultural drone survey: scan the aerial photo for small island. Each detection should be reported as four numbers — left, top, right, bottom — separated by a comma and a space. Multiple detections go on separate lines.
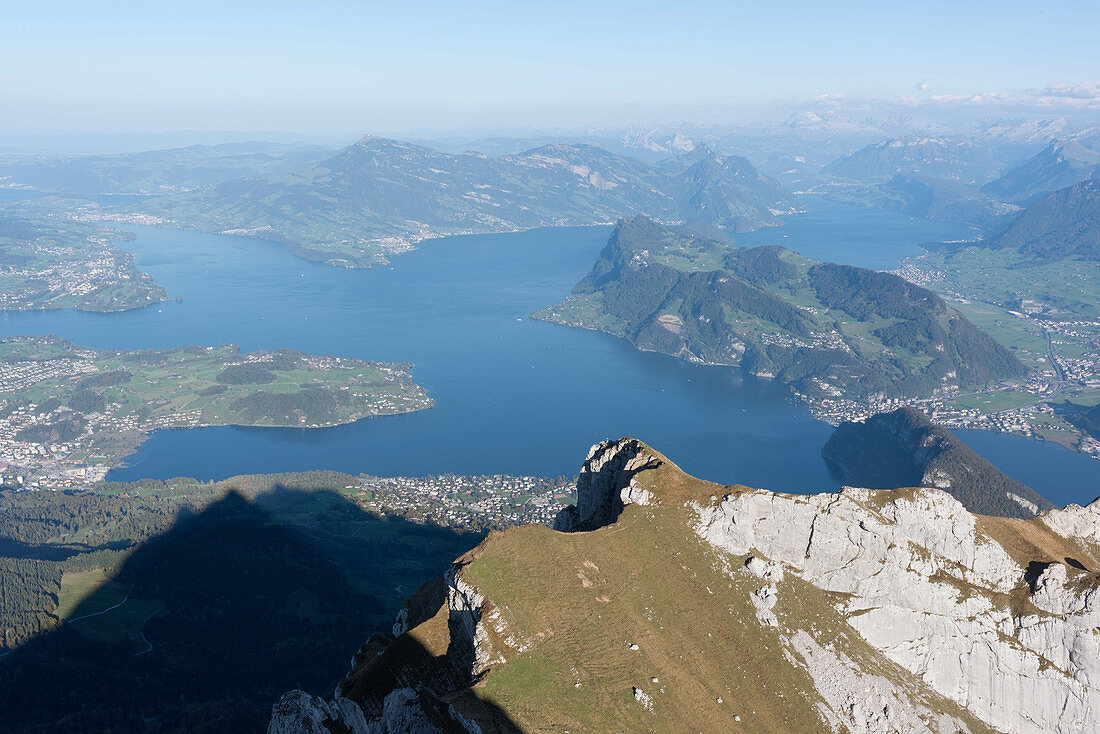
0, 336, 433, 486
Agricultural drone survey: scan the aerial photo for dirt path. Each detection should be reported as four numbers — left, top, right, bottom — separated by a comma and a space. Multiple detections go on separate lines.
133, 608, 160, 656
66, 594, 130, 623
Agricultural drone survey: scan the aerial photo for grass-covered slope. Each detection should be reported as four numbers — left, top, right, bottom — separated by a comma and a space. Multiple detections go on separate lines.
132, 137, 799, 267
535, 216, 1025, 400
281, 439, 1097, 733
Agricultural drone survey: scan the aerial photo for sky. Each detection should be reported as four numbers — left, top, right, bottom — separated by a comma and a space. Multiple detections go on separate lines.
3, 0, 1100, 136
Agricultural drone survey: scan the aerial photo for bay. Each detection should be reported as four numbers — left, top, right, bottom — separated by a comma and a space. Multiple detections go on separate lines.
0, 199, 1096, 502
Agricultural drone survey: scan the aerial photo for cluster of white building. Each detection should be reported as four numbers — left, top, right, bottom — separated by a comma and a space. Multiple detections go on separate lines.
350, 473, 575, 528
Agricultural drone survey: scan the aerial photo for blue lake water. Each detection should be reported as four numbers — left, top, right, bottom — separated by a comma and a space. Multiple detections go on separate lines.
1, 197, 1098, 503
736, 195, 976, 270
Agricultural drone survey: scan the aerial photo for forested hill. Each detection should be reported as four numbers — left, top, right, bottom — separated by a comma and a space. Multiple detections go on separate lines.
821, 406, 1053, 518
535, 216, 1025, 400
986, 178, 1100, 263
133, 136, 798, 267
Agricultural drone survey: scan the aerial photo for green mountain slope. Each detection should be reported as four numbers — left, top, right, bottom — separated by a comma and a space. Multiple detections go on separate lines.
1068, 402, 1100, 441
133, 136, 799, 267
535, 216, 1025, 400
987, 178, 1100, 263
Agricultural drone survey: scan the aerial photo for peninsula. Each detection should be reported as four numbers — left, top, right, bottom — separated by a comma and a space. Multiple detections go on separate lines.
0, 337, 433, 486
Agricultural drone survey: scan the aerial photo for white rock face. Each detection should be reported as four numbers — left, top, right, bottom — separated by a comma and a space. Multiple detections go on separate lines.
786, 630, 962, 734
693, 486, 1100, 734
269, 690, 372, 734
446, 566, 494, 676
1008, 492, 1039, 515
1041, 498, 1100, 548
376, 688, 481, 734
554, 438, 658, 531
745, 555, 784, 581
269, 691, 344, 734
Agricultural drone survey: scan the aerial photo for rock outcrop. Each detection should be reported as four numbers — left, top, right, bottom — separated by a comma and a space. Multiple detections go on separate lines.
268, 566, 496, 734
693, 484, 1100, 733
553, 438, 659, 531
270, 438, 1100, 733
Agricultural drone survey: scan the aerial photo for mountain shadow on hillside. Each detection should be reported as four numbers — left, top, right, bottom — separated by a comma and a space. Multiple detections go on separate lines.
0, 487, 483, 734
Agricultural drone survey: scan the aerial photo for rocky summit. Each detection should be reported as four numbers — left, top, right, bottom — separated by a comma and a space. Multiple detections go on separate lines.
270, 439, 1100, 733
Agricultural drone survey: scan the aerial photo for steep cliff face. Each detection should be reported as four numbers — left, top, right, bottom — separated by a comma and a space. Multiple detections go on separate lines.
270, 439, 1100, 734
821, 407, 1053, 519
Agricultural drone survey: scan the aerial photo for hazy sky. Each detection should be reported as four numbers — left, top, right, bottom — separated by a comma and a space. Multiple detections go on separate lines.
4, 0, 1100, 135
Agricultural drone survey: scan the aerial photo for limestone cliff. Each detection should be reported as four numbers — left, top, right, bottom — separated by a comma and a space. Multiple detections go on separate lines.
270, 439, 1100, 733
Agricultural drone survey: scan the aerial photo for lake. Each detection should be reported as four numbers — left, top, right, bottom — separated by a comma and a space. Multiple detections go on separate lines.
2, 197, 1098, 504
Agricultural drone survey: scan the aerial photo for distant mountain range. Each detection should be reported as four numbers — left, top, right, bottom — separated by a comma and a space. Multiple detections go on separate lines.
972, 117, 1079, 163
0, 142, 334, 196
821, 135, 1004, 186
535, 217, 1024, 400
982, 140, 1100, 204
822, 406, 1052, 518
987, 178, 1100, 263
813, 128, 1100, 231
817, 174, 1019, 230
131, 136, 800, 267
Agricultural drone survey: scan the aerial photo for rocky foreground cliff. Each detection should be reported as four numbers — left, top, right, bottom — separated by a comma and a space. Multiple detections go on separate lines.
270, 439, 1100, 733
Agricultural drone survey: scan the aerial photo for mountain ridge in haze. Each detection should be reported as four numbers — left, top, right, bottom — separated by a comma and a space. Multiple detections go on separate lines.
132, 135, 800, 267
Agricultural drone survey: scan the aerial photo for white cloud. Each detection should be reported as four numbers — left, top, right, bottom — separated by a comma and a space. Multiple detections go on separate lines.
1033, 81, 1100, 100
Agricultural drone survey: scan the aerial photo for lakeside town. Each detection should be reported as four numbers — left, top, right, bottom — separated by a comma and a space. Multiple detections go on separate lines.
0, 214, 166, 312
347, 473, 576, 529
798, 258, 1100, 461
0, 337, 434, 489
